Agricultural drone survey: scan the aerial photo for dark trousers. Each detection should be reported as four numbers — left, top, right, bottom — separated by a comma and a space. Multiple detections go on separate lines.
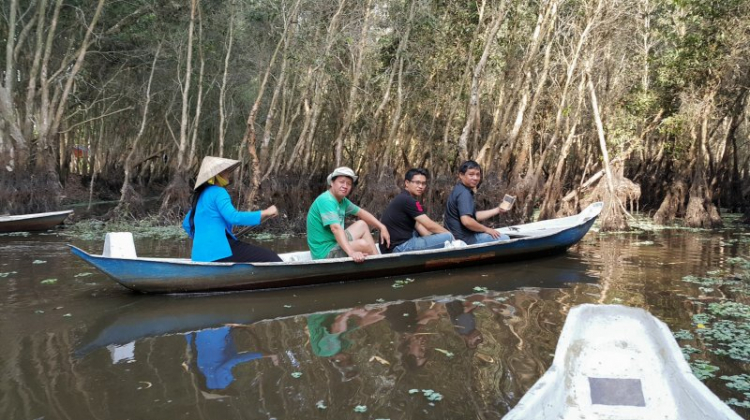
215, 235, 282, 263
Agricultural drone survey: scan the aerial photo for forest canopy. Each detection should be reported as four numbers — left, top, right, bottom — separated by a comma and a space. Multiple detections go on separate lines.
1, 0, 748, 231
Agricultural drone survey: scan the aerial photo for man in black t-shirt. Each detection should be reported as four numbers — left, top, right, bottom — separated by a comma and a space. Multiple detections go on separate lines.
379, 168, 454, 253
444, 160, 510, 245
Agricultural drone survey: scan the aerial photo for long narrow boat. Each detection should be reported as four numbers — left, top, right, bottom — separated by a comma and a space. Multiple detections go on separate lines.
502, 304, 743, 420
0, 209, 73, 233
70, 202, 603, 294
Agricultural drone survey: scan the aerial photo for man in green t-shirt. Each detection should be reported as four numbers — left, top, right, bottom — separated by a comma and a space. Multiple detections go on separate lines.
307, 167, 390, 262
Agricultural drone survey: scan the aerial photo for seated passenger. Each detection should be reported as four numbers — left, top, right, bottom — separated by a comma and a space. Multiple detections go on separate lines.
306, 166, 390, 263
183, 156, 281, 263
379, 168, 453, 253
444, 160, 510, 245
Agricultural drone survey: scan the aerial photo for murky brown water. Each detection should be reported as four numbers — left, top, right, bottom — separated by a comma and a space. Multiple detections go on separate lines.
1, 221, 749, 419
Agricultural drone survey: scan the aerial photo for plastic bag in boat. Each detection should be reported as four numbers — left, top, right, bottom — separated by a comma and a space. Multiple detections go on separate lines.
443, 240, 468, 249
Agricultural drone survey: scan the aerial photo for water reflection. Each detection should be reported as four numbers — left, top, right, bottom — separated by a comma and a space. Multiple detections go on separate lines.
187, 326, 277, 390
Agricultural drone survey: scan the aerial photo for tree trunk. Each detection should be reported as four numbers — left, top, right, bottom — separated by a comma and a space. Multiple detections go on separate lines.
217, 4, 235, 158
457, 3, 507, 162
588, 78, 627, 231
114, 44, 161, 218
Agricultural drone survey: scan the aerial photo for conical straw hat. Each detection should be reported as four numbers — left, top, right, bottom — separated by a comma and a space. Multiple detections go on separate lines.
194, 156, 241, 190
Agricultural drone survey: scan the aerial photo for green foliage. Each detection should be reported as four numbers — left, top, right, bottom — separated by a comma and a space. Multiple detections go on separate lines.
690, 359, 720, 379
674, 329, 695, 340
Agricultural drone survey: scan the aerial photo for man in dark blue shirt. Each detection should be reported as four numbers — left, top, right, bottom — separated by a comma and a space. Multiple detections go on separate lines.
445, 160, 510, 245
379, 168, 453, 253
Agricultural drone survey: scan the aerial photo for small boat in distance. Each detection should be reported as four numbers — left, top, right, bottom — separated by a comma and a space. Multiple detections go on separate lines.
502, 304, 743, 420
0, 209, 73, 233
70, 202, 603, 294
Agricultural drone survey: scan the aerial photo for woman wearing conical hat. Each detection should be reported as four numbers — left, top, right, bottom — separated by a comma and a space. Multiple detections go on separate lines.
182, 156, 282, 263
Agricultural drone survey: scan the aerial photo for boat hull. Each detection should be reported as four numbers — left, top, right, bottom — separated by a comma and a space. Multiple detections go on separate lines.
502, 304, 743, 420
70, 203, 602, 294
0, 210, 73, 233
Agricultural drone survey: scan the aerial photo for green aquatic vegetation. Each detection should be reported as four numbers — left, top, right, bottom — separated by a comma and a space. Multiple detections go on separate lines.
246, 232, 295, 241
682, 275, 723, 287
74, 272, 93, 277
697, 320, 750, 362
353, 405, 367, 413
421, 389, 443, 402
0, 271, 17, 278
692, 313, 711, 325
32, 260, 46, 264
291, 372, 302, 378
690, 360, 719, 380
0, 232, 30, 237
725, 398, 750, 409
392, 278, 415, 288
721, 374, 750, 392
726, 257, 750, 269
674, 330, 694, 340
680, 345, 701, 359
40, 279, 57, 285
632, 241, 655, 246
707, 301, 750, 320
62, 218, 186, 240
473, 286, 489, 293
315, 400, 327, 410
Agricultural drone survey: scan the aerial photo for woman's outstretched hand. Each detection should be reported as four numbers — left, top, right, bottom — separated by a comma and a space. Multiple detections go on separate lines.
261, 205, 279, 221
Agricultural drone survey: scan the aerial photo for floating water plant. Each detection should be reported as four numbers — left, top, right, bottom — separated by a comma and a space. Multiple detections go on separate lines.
673, 330, 694, 340
40, 278, 58, 285
353, 405, 367, 413
392, 278, 415, 288
422, 389, 443, 401
0, 271, 17, 278
291, 372, 302, 378
315, 400, 327, 410
721, 374, 750, 392
32, 260, 46, 264
690, 360, 719, 380
473, 286, 489, 293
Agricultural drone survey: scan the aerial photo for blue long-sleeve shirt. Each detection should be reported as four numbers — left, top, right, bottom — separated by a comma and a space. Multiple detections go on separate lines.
182, 186, 261, 262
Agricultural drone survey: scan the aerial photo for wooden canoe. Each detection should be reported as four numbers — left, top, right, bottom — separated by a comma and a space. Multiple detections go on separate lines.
69, 202, 602, 294
502, 304, 742, 420
0, 209, 73, 233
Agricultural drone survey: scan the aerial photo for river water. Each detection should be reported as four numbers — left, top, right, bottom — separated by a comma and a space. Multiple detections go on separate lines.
1, 219, 749, 419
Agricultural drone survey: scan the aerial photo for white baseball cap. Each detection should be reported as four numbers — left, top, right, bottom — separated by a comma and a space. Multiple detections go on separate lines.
326, 166, 358, 186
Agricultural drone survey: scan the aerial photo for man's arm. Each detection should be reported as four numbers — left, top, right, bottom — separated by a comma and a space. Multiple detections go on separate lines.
476, 205, 507, 222
415, 221, 431, 237
415, 214, 449, 235
460, 215, 501, 239
355, 208, 391, 248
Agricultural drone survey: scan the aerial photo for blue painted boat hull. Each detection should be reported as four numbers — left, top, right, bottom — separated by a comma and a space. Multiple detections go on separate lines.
70, 203, 602, 294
